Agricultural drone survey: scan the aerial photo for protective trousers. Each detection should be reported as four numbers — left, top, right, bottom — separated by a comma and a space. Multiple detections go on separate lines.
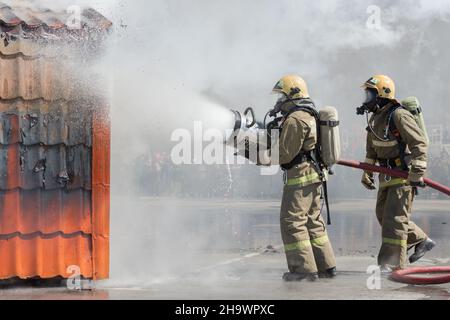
376, 184, 428, 269
280, 182, 336, 273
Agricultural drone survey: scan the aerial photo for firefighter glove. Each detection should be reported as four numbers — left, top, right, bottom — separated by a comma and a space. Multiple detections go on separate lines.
361, 171, 376, 190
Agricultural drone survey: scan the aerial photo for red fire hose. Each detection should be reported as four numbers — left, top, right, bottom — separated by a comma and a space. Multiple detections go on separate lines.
337, 159, 450, 196
389, 266, 450, 285
337, 159, 450, 285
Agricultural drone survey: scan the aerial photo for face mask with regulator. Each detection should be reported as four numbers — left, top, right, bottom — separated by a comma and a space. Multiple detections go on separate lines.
264, 87, 303, 130
357, 88, 393, 142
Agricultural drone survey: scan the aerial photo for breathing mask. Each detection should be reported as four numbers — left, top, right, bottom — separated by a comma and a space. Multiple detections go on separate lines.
269, 93, 288, 117
356, 88, 379, 115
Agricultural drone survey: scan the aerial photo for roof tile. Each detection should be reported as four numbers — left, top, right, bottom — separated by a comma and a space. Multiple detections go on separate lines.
0, 189, 91, 235
0, 100, 93, 146
0, 55, 84, 100
0, 144, 92, 190
0, 1, 111, 31
0, 233, 93, 279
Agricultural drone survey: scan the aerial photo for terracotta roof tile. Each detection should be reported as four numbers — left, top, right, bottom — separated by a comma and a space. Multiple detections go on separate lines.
0, 55, 85, 100
0, 144, 92, 190
0, 189, 91, 235
0, 233, 93, 279
0, 1, 112, 31
0, 100, 93, 146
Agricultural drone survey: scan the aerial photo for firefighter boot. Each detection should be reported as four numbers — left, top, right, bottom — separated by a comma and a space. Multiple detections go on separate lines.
409, 238, 436, 264
318, 267, 337, 279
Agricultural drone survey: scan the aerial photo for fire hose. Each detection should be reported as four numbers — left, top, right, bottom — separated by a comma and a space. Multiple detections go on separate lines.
337, 159, 450, 196
337, 159, 450, 285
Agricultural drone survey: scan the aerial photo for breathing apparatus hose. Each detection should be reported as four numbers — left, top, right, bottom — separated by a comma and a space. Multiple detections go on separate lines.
365, 110, 391, 142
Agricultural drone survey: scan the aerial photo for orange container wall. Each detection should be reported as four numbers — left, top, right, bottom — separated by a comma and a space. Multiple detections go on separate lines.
92, 106, 111, 280
0, 3, 111, 280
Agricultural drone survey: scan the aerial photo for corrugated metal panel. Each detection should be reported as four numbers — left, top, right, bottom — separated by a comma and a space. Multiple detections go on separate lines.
0, 233, 93, 279
0, 2, 110, 281
0, 189, 91, 235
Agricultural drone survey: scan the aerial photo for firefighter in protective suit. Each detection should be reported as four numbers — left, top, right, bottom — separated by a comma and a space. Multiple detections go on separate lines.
259, 75, 337, 281
360, 75, 436, 271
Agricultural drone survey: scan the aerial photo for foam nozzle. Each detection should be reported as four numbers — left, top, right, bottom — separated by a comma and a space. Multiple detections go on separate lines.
230, 107, 256, 132
226, 108, 261, 146
243, 107, 256, 128
231, 109, 243, 131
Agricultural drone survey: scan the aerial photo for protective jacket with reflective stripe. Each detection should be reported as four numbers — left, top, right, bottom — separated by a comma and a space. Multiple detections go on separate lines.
278, 102, 323, 187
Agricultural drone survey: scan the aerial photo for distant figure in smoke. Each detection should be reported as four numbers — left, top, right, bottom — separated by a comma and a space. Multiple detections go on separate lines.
358, 75, 435, 272
258, 75, 337, 281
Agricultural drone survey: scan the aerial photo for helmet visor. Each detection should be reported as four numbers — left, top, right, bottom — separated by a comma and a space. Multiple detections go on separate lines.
363, 88, 377, 104
275, 92, 287, 103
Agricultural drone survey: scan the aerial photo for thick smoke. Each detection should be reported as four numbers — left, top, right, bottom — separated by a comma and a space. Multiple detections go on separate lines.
99, 0, 450, 156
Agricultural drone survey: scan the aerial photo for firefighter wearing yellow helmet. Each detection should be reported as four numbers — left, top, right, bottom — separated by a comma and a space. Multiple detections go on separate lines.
362, 74, 396, 99
359, 75, 435, 272
273, 75, 309, 98
265, 75, 337, 281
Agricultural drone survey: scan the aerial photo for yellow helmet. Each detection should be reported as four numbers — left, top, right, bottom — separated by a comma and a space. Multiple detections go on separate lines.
362, 75, 396, 99
272, 75, 309, 99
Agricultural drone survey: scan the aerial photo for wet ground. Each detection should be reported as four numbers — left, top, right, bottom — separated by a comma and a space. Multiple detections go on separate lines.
1, 198, 449, 300
1, 255, 450, 300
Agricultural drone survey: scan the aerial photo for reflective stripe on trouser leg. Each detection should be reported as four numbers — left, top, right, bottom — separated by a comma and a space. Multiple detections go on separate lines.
283, 240, 315, 273
306, 187, 336, 271
379, 238, 407, 269
377, 184, 427, 269
280, 183, 319, 273
382, 238, 407, 246
284, 239, 311, 252
310, 235, 330, 246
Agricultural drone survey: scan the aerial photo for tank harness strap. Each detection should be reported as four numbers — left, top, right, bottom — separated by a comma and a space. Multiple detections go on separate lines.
308, 150, 331, 225
319, 120, 340, 127
388, 105, 409, 171
280, 150, 313, 171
